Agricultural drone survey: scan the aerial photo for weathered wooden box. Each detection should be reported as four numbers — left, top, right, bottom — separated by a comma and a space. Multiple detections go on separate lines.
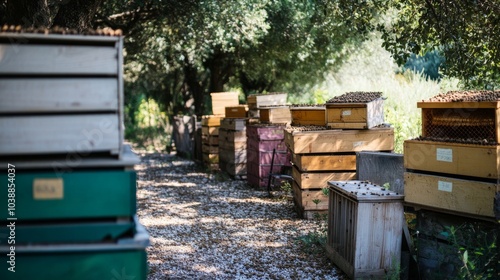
259, 106, 291, 124
293, 181, 329, 211
417, 91, 500, 144
201, 126, 219, 136
246, 123, 286, 140
225, 105, 248, 118
325, 98, 385, 129
404, 172, 499, 218
247, 92, 287, 109
290, 105, 326, 126
326, 181, 404, 279
285, 126, 394, 154
247, 137, 287, 153
201, 134, 219, 146
292, 165, 356, 189
292, 153, 356, 172
201, 115, 223, 126
210, 92, 239, 115
202, 144, 219, 154
247, 148, 289, 166
0, 33, 124, 157
404, 140, 500, 179
220, 117, 247, 131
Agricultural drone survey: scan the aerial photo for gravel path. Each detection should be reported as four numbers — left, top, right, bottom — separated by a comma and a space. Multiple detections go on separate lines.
134, 151, 346, 279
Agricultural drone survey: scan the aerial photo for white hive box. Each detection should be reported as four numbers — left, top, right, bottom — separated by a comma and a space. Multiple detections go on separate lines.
0, 33, 124, 157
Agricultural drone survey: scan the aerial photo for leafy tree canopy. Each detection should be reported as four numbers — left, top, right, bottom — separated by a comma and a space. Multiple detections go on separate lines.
380, 0, 500, 89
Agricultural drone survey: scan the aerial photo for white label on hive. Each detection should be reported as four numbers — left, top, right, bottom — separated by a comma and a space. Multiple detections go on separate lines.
436, 148, 453, 162
438, 181, 453, 192
342, 110, 352, 116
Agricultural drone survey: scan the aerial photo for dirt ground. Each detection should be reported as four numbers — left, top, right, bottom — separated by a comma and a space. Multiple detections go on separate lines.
134, 151, 346, 279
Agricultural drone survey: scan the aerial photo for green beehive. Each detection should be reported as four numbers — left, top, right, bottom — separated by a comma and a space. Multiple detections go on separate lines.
0, 222, 149, 280
0, 169, 136, 220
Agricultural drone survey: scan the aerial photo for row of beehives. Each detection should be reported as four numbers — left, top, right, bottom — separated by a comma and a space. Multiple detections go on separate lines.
0, 32, 148, 280
201, 91, 393, 220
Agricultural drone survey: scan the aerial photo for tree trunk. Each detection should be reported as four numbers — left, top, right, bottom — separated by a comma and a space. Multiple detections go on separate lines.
184, 59, 206, 116
52, 0, 103, 32
4, 0, 50, 27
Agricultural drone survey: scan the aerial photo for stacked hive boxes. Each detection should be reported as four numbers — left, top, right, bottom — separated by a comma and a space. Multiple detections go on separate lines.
404, 90, 499, 219
0, 32, 148, 279
245, 93, 291, 188
286, 92, 394, 218
201, 92, 239, 170
219, 118, 248, 178
201, 115, 222, 170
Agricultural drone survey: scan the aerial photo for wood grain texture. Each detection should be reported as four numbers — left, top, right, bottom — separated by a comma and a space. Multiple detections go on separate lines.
285, 127, 394, 154
0, 114, 120, 155
292, 166, 356, 189
0, 78, 118, 113
292, 181, 329, 210
0, 44, 118, 75
404, 140, 500, 179
292, 153, 356, 171
290, 108, 326, 126
404, 172, 498, 218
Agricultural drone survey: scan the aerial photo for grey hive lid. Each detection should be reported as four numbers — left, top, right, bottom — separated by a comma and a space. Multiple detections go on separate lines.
328, 180, 404, 202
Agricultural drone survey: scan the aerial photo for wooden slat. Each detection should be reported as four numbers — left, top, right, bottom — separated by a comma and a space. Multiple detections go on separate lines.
0, 78, 118, 113
285, 127, 394, 154
259, 107, 291, 124
290, 108, 326, 126
0, 114, 120, 155
225, 106, 248, 118
325, 98, 384, 129
404, 140, 500, 179
417, 101, 499, 109
292, 153, 356, 171
292, 166, 356, 189
292, 181, 329, 210
201, 126, 219, 136
404, 172, 498, 218
0, 44, 118, 75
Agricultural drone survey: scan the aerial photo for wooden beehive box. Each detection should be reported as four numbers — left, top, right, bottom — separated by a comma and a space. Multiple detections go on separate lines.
292, 166, 356, 189
218, 127, 247, 177
417, 90, 500, 144
404, 172, 499, 218
247, 92, 287, 109
325, 92, 385, 129
290, 105, 326, 126
292, 181, 329, 211
0, 33, 124, 157
404, 140, 500, 179
220, 117, 247, 131
326, 181, 404, 279
201, 115, 223, 127
225, 105, 248, 118
246, 123, 286, 140
259, 106, 291, 124
210, 92, 239, 115
284, 126, 394, 154
292, 153, 356, 172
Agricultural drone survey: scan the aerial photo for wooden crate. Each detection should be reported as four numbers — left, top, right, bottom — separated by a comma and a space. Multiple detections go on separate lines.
418, 99, 500, 144
285, 126, 394, 154
247, 149, 289, 166
259, 106, 291, 124
219, 128, 246, 143
293, 181, 329, 211
292, 166, 356, 189
202, 144, 219, 154
325, 98, 384, 129
219, 147, 246, 164
201, 126, 219, 136
210, 92, 239, 115
404, 172, 499, 218
0, 33, 124, 157
201, 134, 219, 146
404, 140, 500, 179
220, 117, 247, 131
247, 93, 287, 109
247, 138, 287, 153
326, 181, 404, 279
246, 123, 286, 140
201, 115, 223, 126
225, 105, 248, 118
290, 106, 326, 126
292, 153, 356, 171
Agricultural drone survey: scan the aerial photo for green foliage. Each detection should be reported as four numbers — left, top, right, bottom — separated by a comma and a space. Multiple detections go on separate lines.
380, 1, 500, 89
403, 50, 444, 81
445, 224, 499, 279
296, 212, 328, 254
